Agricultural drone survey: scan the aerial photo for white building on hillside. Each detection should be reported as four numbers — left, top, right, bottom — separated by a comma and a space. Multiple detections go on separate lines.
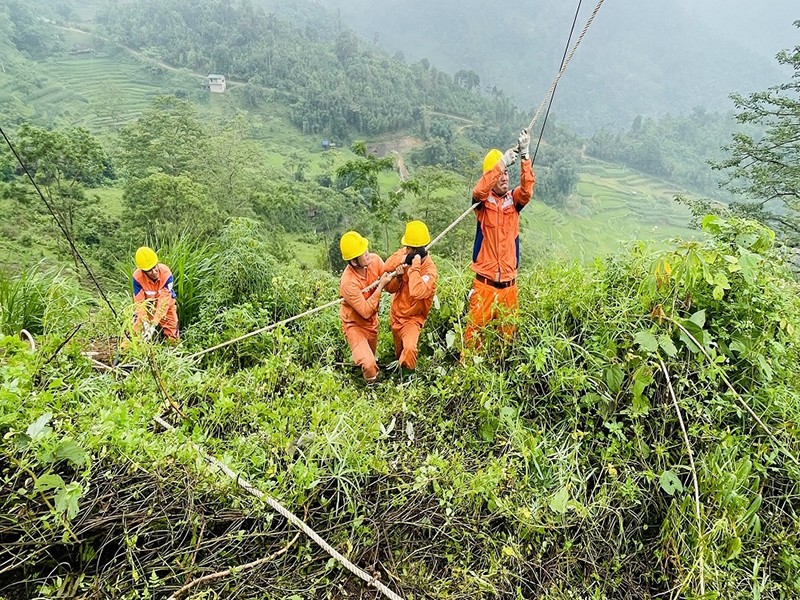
207, 74, 226, 93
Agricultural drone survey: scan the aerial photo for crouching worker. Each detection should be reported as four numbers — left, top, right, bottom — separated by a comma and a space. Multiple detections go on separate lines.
383, 221, 438, 372
131, 246, 179, 342
339, 231, 392, 383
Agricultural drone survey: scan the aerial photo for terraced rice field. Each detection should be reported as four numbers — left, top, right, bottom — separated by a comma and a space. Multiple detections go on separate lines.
35, 53, 199, 131
521, 158, 698, 262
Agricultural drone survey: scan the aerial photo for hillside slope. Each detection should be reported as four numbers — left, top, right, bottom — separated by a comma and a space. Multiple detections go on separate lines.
2, 216, 800, 598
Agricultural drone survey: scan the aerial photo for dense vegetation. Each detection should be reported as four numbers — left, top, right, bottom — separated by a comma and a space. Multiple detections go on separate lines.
2, 215, 800, 599
2, 1, 800, 599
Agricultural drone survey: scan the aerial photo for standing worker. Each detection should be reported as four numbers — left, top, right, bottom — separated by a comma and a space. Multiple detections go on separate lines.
383, 221, 438, 373
465, 129, 535, 346
132, 246, 179, 341
339, 231, 393, 383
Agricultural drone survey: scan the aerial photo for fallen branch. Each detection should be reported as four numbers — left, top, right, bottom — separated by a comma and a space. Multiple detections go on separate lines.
44, 323, 82, 365
167, 530, 301, 599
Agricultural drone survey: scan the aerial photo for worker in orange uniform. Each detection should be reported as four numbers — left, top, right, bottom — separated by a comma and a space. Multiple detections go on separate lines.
339, 231, 393, 383
383, 221, 438, 372
131, 246, 179, 341
465, 129, 535, 346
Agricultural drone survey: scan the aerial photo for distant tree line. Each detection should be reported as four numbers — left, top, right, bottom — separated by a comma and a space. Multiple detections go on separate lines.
96, 0, 519, 140
586, 108, 743, 197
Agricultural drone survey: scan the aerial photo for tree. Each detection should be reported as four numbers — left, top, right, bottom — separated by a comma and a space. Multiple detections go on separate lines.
118, 96, 207, 179
122, 173, 215, 241
8, 124, 108, 267
336, 141, 396, 250
714, 24, 800, 245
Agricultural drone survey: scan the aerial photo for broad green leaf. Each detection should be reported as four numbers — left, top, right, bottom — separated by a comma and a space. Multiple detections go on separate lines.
549, 486, 569, 515
738, 249, 760, 284
633, 331, 658, 353
55, 482, 82, 520
500, 406, 516, 421
726, 536, 743, 560
736, 232, 759, 249
54, 440, 88, 467
701, 214, 722, 233
659, 470, 683, 496
678, 319, 706, 353
714, 272, 731, 289
34, 474, 65, 492
658, 335, 678, 358
689, 310, 706, 328
604, 365, 624, 394
27, 413, 53, 440
712, 285, 725, 301
756, 354, 773, 381
631, 366, 653, 417
729, 339, 747, 355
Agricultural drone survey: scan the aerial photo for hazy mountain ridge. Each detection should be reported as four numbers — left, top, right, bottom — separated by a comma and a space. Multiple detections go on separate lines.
304, 0, 796, 133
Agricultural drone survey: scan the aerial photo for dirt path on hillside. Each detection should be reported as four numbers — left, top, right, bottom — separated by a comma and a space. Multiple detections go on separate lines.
368, 136, 423, 181
51, 22, 250, 87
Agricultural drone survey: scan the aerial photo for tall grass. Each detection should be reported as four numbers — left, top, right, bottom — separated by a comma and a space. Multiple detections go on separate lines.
0, 266, 47, 335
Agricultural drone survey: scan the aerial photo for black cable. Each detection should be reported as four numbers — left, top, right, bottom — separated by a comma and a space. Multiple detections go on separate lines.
532, 0, 583, 165
0, 125, 120, 319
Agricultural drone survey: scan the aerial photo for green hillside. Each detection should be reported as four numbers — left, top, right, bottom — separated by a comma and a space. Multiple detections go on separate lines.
2, 2, 800, 599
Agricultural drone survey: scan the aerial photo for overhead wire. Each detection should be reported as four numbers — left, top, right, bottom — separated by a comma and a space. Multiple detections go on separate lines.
0, 125, 120, 319
4, 5, 605, 597
532, 0, 583, 163
190, 0, 606, 359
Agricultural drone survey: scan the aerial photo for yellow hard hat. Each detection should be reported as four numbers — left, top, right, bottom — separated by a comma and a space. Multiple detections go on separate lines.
340, 231, 369, 261
482, 148, 504, 173
135, 246, 158, 271
401, 220, 431, 247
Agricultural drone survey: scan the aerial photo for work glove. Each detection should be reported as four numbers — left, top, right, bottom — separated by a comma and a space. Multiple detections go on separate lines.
404, 247, 428, 265
501, 147, 518, 169
142, 321, 156, 342
518, 128, 530, 160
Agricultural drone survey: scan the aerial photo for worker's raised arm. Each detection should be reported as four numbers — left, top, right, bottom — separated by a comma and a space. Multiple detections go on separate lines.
512, 160, 535, 208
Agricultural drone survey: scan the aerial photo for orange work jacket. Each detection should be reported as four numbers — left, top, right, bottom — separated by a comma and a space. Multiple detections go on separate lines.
471, 158, 535, 282
383, 249, 438, 325
339, 253, 385, 332
132, 264, 176, 323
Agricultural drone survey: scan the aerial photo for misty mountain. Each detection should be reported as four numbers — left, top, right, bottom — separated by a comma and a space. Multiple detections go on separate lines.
301, 0, 797, 133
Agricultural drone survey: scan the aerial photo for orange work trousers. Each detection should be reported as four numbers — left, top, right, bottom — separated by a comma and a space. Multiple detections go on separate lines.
464, 278, 518, 346
391, 318, 423, 371
343, 324, 379, 381
134, 302, 180, 340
